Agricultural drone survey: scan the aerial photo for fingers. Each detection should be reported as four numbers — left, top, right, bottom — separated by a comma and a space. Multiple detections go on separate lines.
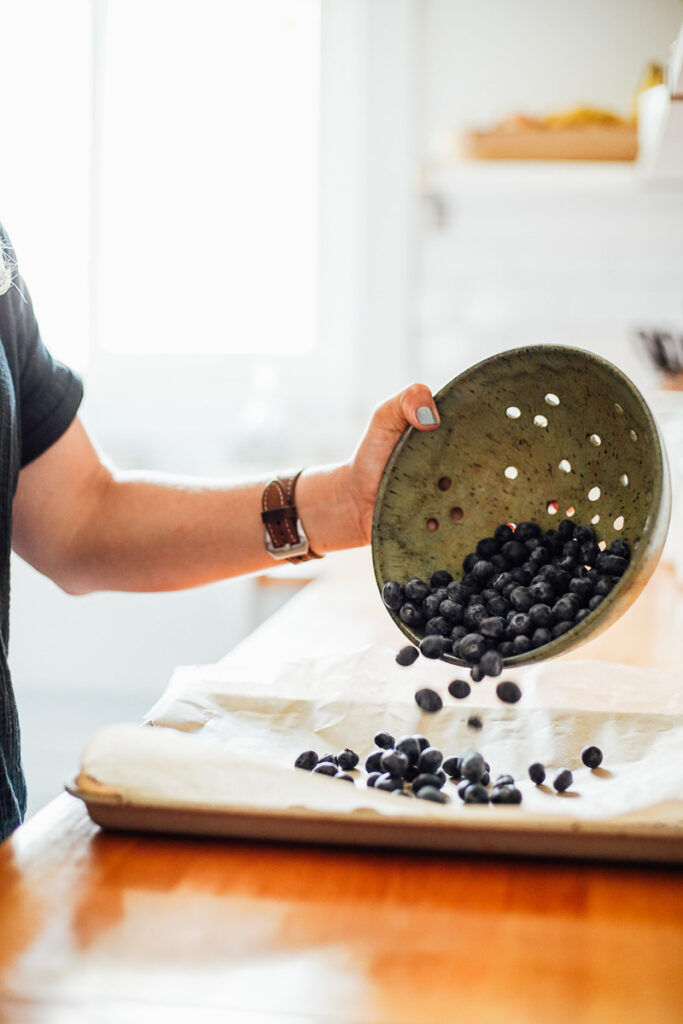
370, 383, 440, 435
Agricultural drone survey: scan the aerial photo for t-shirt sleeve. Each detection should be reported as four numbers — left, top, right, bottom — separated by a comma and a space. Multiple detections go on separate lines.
0, 225, 84, 467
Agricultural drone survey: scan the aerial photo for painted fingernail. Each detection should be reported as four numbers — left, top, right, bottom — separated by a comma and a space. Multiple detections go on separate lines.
417, 406, 438, 426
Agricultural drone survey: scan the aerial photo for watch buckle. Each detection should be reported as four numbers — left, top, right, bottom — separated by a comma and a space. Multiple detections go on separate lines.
264, 519, 310, 560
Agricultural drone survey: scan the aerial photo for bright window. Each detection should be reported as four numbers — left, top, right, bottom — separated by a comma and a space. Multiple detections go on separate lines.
96, 0, 321, 357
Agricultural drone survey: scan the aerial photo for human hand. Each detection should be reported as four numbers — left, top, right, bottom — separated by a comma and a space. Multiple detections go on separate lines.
346, 383, 440, 544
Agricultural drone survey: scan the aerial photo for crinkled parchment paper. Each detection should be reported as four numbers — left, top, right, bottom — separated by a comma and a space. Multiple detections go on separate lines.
80, 645, 683, 824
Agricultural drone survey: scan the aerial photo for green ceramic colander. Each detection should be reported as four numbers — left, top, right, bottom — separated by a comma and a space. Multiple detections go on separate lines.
371, 345, 671, 667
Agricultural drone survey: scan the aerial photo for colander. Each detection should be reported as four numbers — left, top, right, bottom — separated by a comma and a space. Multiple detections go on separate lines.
371, 345, 671, 667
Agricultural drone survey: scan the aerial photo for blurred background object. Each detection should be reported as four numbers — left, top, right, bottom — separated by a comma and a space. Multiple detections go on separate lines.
0, 0, 682, 816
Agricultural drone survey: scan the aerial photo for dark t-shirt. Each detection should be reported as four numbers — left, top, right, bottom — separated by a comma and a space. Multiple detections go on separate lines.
0, 224, 83, 841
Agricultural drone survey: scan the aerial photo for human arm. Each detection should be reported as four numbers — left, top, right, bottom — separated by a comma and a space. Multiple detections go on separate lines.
11, 383, 439, 595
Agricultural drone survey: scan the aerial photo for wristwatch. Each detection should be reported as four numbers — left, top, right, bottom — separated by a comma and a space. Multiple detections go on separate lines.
261, 471, 323, 564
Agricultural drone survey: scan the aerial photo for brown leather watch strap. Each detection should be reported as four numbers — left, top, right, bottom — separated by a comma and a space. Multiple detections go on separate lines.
261, 471, 323, 564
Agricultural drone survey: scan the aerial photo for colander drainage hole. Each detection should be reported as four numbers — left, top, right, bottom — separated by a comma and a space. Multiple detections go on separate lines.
559, 459, 571, 473
534, 414, 548, 428
506, 406, 521, 419
437, 476, 452, 491
620, 473, 629, 486
630, 429, 638, 442
588, 486, 601, 501
566, 506, 576, 517
614, 516, 625, 531
589, 434, 601, 446
598, 540, 607, 551
450, 507, 463, 522
547, 500, 559, 515
545, 393, 560, 407
591, 513, 600, 525
504, 466, 518, 480
426, 517, 439, 532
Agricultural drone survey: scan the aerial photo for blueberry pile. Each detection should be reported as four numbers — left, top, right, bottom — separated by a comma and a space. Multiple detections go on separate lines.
295, 739, 604, 803
382, 519, 630, 680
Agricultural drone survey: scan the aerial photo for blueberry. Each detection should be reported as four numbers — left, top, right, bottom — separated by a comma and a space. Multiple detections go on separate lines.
399, 602, 424, 626
405, 577, 430, 602
552, 594, 580, 621
473, 560, 496, 583
395, 735, 421, 763
337, 748, 359, 770
508, 612, 532, 637
476, 536, 500, 559
448, 678, 471, 700
480, 649, 503, 677
496, 680, 522, 704
365, 750, 384, 772
596, 553, 628, 577
501, 540, 528, 566
573, 524, 595, 545
551, 568, 571, 594
366, 771, 381, 787
463, 783, 489, 803
493, 571, 514, 593
529, 545, 549, 566
551, 620, 574, 639
588, 595, 605, 611
414, 734, 430, 753
425, 616, 451, 637
596, 577, 616, 596
374, 731, 394, 749
512, 635, 532, 655
495, 773, 515, 786
422, 593, 443, 618
461, 750, 486, 783
499, 641, 515, 658
380, 749, 409, 777
412, 772, 445, 793
467, 715, 483, 730
415, 785, 447, 803
580, 541, 600, 566
419, 635, 446, 659
479, 616, 503, 641
494, 523, 514, 545
335, 772, 355, 782
557, 519, 575, 540
486, 594, 509, 617
447, 581, 470, 604
553, 768, 573, 792
470, 664, 485, 682
529, 602, 553, 628
459, 632, 487, 664
450, 625, 468, 648
509, 587, 533, 612
439, 599, 464, 623
430, 569, 453, 589
382, 580, 405, 611
462, 552, 479, 574
404, 764, 419, 783
375, 772, 404, 792
609, 539, 630, 559
490, 785, 522, 804
510, 566, 533, 586
318, 753, 338, 765
581, 744, 603, 768
568, 577, 594, 602
415, 688, 443, 712
417, 746, 443, 773
463, 604, 487, 631
442, 755, 462, 778
313, 762, 338, 776
395, 645, 419, 667
528, 762, 546, 784
531, 627, 552, 647
515, 521, 542, 542
294, 750, 318, 771
575, 608, 590, 623
556, 555, 578, 573
480, 770, 490, 786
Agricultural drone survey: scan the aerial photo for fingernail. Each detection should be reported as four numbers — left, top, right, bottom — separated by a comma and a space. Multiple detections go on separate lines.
417, 406, 438, 426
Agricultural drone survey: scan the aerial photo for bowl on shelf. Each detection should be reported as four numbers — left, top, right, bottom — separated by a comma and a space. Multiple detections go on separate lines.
371, 345, 671, 667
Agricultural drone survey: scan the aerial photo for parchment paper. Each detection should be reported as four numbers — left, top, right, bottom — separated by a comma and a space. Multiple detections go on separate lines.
80, 645, 683, 824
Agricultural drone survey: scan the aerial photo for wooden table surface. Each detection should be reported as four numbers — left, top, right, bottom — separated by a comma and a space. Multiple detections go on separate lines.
1, 552, 683, 1024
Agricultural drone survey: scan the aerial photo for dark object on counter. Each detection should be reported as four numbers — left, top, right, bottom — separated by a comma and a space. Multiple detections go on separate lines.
581, 745, 603, 769
553, 768, 574, 793
395, 645, 419, 667
415, 688, 443, 712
